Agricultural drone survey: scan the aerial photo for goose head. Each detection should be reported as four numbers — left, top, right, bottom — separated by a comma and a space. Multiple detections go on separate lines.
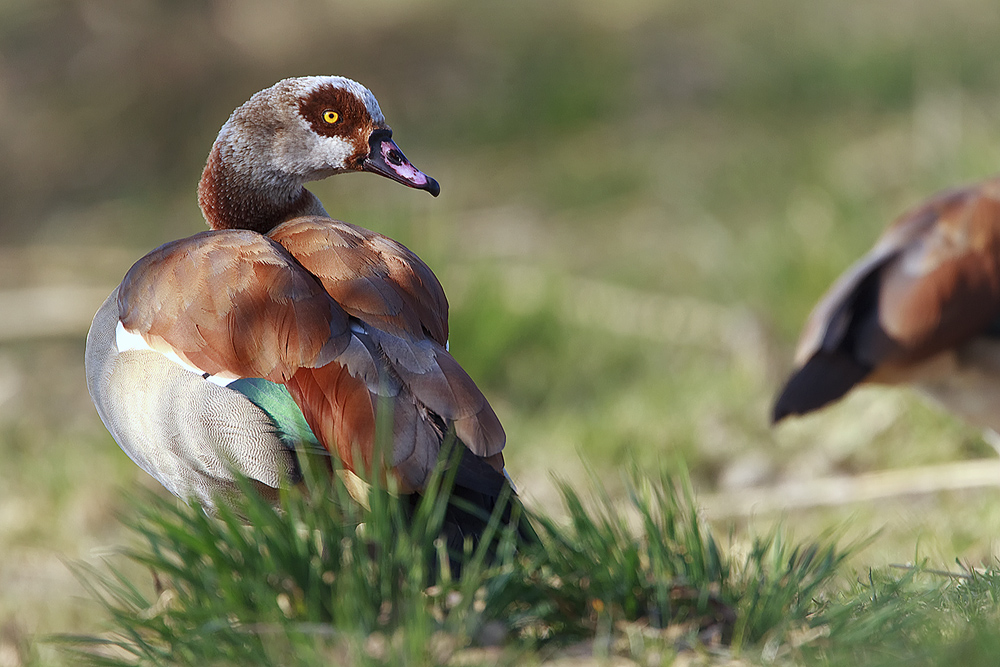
198, 76, 439, 232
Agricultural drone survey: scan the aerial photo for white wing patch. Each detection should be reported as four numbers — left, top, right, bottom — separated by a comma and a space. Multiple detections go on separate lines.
115, 321, 236, 387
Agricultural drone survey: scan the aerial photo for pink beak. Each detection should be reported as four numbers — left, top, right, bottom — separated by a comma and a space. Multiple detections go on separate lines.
362, 129, 440, 197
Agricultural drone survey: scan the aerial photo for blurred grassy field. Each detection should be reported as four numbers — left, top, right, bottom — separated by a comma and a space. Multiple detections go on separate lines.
5, 0, 1000, 661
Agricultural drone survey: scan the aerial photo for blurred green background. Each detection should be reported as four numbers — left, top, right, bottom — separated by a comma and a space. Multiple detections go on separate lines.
4, 0, 1000, 657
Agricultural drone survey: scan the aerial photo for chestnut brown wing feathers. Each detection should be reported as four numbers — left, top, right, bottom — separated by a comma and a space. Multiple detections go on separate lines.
120, 222, 503, 491
269, 217, 449, 345
270, 217, 505, 486
283, 324, 504, 492
118, 229, 351, 383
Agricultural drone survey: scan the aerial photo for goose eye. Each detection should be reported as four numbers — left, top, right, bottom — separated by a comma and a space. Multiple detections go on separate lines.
322, 110, 340, 124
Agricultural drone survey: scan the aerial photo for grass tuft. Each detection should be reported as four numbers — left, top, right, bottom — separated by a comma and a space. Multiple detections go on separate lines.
50, 460, 876, 665
54, 462, 1000, 664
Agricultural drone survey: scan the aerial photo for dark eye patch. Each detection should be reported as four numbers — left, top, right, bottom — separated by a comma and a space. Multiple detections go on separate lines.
298, 84, 371, 139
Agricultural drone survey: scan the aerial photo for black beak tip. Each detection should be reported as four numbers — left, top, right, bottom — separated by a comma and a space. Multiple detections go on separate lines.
426, 177, 441, 198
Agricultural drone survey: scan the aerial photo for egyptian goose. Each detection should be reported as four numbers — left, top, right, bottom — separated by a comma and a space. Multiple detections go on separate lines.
772, 177, 1000, 432
85, 76, 520, 544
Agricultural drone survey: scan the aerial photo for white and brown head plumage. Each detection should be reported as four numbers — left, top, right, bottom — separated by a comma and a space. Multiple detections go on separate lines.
198, 76, 438, 234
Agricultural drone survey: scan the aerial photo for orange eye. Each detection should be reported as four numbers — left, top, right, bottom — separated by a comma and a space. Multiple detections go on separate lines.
322, 110, 339, 124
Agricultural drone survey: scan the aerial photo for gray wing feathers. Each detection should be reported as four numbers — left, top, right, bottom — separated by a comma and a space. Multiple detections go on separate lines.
368, 328, 504, 458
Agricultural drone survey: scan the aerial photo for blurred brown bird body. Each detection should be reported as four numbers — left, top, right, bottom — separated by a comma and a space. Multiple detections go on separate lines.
773, 177, 1000, 428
